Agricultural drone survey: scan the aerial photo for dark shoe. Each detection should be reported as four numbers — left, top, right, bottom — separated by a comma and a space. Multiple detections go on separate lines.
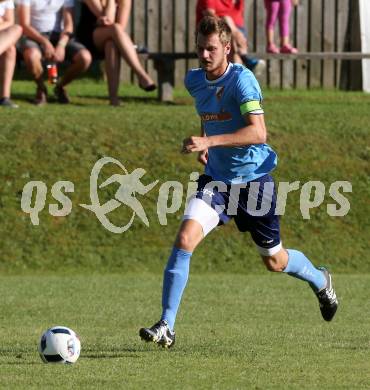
316, 267, 338, 321
54, 85, 70, 104
0, 98, 19, 108
139, 320, 175, 348
34, 86, 48, 105
139, 83, 157, 92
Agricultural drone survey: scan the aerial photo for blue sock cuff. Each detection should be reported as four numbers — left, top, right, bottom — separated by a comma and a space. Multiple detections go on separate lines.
173, 247, 192, 256
284, 249, 299, 273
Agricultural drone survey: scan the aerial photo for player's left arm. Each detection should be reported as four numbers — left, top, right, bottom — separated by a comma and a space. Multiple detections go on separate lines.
183, 113, 266, 152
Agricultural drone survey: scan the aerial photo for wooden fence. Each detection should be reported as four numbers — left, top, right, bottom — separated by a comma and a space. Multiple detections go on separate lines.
121, 0, 364, 89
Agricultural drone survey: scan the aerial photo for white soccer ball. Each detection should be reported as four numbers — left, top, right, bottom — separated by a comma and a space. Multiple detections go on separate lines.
38, 326, 81, 364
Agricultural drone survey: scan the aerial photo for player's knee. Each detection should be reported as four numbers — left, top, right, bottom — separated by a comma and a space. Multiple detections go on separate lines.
261, 247, 288, 272
176, 231, 194, 251
262, 255, 286, 272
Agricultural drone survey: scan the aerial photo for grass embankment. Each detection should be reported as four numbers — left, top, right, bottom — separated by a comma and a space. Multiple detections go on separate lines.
0, 82, 369, 273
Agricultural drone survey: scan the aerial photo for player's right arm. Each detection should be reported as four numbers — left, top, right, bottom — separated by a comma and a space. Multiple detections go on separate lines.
17, 1, 55, 59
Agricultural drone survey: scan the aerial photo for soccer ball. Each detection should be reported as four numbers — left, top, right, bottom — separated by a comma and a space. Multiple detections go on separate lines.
38, 326, 81, 364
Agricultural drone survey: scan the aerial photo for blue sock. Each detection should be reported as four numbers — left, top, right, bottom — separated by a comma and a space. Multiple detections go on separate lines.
284, 249, 326, 291
161, 247, 192, 331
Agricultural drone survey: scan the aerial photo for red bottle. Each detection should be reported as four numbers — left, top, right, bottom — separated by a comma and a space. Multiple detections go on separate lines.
47, 63, 58, 84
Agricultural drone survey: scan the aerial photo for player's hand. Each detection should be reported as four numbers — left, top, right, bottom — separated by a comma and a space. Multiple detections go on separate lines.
42, 40, 55, 60
198, 150, 208, 165
182, 136, 210, 153
54, 45, 66, 62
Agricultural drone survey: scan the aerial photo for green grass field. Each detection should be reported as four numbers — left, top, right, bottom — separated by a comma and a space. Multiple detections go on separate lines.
0, 80, 369, 388
0, 274, 370, 389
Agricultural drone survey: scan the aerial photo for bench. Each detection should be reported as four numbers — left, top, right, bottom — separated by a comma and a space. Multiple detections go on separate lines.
145, 52, 370, 102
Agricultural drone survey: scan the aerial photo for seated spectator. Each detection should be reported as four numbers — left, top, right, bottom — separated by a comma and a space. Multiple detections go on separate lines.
196, 0, 265, 75
264, 0, 298, 53
0, 0, 22, 108
76, 0, 156, 106
17, 0, 92, 105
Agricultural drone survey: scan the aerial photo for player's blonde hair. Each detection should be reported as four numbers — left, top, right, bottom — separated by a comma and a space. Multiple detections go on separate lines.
195, 16, 232, 46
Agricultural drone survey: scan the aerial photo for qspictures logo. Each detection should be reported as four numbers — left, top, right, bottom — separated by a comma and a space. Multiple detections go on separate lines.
20, 156, 352, 234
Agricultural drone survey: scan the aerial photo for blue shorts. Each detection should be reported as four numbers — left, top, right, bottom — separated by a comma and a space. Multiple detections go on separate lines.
195, 174, 281, 252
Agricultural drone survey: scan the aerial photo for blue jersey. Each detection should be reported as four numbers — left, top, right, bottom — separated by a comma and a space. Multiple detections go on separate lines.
185, 63, 277, 184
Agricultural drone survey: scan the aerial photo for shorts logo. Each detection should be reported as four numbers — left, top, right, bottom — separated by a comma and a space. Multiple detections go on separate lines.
262, 239, 274, 244
201, 188, 214, 197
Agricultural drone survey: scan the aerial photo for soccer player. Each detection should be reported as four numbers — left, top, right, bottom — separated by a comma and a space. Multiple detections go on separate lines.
139, 16, 338, 348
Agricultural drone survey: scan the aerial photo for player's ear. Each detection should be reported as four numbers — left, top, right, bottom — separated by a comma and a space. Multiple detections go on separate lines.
225, 42, 231, 55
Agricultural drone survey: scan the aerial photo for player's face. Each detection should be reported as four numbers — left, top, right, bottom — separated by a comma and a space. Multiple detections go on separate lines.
196, 33, 230, 79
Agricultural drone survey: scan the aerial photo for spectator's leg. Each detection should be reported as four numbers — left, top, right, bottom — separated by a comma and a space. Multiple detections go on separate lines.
93, 25, 155, 90
0, 45, 16, 99
23, 47, 44, 87
229, 36, 242, 64
23, 46, 48, 105
279, 0, 297, 53
59, 48, 92, 87
231, 27, 265, 76
0, 25, 22, 56
265, 0, 280, 53
279, 0, 291, 46
104, 39, 121, 106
